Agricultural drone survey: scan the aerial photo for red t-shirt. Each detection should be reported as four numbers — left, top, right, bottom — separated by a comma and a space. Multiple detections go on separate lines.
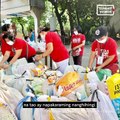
71, 33, 86, 56
45, 32, 69, 62
91, 37, 118, 67
0, 33, 11, 55
4, 38, 36, 59
1, 40, 10, 55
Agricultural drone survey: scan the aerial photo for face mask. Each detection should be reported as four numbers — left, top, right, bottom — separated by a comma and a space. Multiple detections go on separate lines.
6, 41, 14, 46
9, 29, 14, 33
97, 37, 107, 44
74, 31, 78, 35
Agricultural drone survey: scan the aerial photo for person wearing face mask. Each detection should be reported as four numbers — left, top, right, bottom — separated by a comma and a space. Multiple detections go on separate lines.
0, 32, 36, 69
70, 25, 86, 65
0, 24, 15, 55
37, 27, 69, 74
88, 26, 119, 74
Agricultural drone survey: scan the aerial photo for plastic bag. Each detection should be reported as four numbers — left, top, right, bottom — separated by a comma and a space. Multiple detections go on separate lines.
37, 95, 102, 120
106, 73, 120, 119
96, 69, 112, 81
22, 78, 45, 96
52, 108, 102, 120
88, 90, 118, 120
12, 58, 27, 76
0, 82, 23, 112
87, 71, 100, 83
106, 73, 120, 99
13, 78, 28, 92
55, 71, 87, 100
112, 98, 120, 119
12, 58, 36, 77
16, 96, 40, 120
35, 41, 46, 52
0, 97, 18, 120
3, 75, 16, 87
64, 65, 86, 80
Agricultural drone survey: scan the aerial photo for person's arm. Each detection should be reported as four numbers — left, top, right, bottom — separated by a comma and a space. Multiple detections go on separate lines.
42, 42, 53, 57
0, 51, 10, 65
88, 51, 96, 69
34, 42, 53, 61
96, 55, 115, 72
9, 49, 22, 64
2, 49, 22, 69
72, 40, 85, 50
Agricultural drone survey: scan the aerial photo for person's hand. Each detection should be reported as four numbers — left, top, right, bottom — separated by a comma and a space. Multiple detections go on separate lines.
72, 47, 77, 51
34, 54, 43, 62
2, 64, 10, 69
95, 66, 102, 72
88, 65, 93, 71
68, 49, 72, 54
0, 63, 4, 70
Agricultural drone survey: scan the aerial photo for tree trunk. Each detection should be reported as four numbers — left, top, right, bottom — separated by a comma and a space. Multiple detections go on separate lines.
49, 0, 65, 36
54, 5, 65, 36
75, 1, 80, 25
66, 1, 74, 35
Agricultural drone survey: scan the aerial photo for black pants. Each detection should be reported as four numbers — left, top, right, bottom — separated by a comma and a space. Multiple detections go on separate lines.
7, 56, 35, 63
73, 55, 82, 65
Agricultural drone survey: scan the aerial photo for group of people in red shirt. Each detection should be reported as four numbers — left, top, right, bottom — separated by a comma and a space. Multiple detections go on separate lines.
70, 25, 119, 74
0, 24, 119, 74
0, 24, 69, 73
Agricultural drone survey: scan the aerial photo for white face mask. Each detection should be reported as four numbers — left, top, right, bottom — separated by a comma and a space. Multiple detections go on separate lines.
97, 37, 107, 44
9, 29, 14, 33
74, 31, 78, 35
6, 41, 14, 46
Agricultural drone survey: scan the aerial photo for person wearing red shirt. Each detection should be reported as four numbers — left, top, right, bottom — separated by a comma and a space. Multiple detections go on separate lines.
88, 26, 119, 74
37, 27, 69, 73
0, 24, 13, 55
70, 26, 86, 65
0, 23, 18, 57
0, 32, 37, 69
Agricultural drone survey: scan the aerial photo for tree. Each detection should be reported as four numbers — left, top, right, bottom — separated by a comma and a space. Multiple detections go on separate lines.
48, 0, 66, 36
11, 16, 34, 38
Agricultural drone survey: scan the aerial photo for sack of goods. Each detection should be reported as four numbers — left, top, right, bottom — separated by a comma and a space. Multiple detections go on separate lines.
16, 94, 102, 120
64, 65, 86, 80
0, 97, 18, 120
37, 96, 102, 120
87, 89, 119, 120
0, 81, 23, 112
55, 71, 87, 101
31, 64, 48, 77
106, 73, 120, 119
